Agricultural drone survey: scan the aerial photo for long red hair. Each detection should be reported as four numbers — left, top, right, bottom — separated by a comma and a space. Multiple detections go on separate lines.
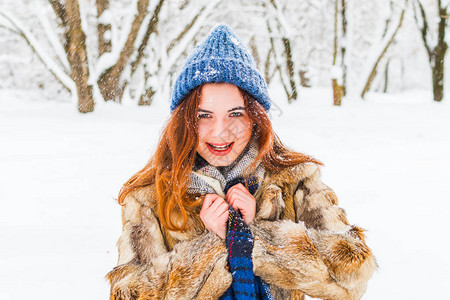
118, 84, 322, 231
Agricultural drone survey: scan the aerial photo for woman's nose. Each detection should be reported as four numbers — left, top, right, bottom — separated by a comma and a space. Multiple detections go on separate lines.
210, 118, 229, 140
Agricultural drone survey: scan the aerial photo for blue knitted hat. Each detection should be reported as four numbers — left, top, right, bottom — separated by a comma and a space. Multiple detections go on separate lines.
170, 24, 271, 112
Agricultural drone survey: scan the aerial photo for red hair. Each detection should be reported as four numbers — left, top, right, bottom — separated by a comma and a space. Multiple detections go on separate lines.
118, 84, 321, 231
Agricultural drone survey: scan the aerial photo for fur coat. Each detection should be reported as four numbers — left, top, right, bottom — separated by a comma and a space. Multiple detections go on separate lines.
106, 162, 377, 299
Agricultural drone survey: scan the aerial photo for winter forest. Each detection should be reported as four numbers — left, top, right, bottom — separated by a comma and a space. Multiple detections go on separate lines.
1, 0, 449, 300
2, 0, 450, 110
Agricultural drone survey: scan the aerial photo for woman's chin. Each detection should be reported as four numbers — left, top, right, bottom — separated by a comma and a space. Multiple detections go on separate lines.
197, 144, 240, 167
204, 155, 234, 167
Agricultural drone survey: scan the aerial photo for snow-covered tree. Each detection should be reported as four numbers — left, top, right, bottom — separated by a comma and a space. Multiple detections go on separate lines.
360, 0, 408, 99
0, 0, 443, 112
0, 0, 220, 112
413, 0, 449, 102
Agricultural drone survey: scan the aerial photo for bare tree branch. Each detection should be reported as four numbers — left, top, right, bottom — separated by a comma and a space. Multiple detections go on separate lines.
97, 0, 150, 101
97, 0, 112, 56
166, 4, 206, 54
0, 23, 20, 35
130, 0, 165, 75
264, 0, 298, 101
37, 0, 70, 72
361, 1, 407, 98
413, 0, 433, 61
266, 19, 290, 99
49, 0, 68, 27
0, 10, 74, 93
48, 0, 70, 54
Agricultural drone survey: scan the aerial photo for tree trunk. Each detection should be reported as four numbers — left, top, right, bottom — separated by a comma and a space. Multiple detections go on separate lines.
97, 0, 111, 56
65, 0, 94, 113
383, 59, 390, 93
332, 79, 342, 105
299, 70, 310, 87
413, 0, 447, 102
432, 59, 445, 102
332, 0, 342, 106
264, 47, 273, 84
97, 0, 150, 101
282, 37, 297, 102
432, 3, 447, 102
341, 0, 347, 96
139, 87, 155, 106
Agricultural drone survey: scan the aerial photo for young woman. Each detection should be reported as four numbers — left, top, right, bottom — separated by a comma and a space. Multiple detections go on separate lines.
107, 25, 376, 300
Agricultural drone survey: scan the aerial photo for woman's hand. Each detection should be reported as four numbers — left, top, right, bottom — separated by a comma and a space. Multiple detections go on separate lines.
199, 194, 229, 240
226, 183, 256, 225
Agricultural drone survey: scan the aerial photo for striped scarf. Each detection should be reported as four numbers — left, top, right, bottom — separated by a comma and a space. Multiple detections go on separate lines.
188, 139, 264, 198
220, 207, 273, 300
188, 140, 273, 300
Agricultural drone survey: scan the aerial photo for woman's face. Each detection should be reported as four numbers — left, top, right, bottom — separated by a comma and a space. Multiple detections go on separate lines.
196, 83, 253, 167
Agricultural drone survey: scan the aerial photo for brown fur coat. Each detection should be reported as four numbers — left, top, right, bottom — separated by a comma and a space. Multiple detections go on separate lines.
106, 162, 376, 299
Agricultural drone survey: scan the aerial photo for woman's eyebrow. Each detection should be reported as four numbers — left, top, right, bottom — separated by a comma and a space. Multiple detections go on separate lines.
198, 108, 213, 113
228, 106, 245, 112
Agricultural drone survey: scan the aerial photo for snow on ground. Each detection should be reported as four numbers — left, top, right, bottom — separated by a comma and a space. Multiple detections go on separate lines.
0, 87, 449, 299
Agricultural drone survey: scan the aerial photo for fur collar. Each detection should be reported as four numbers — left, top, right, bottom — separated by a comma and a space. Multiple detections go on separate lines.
127, 161, 320, 208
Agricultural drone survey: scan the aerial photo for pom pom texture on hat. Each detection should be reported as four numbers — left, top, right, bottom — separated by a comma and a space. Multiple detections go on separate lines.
170, 24, 271, 111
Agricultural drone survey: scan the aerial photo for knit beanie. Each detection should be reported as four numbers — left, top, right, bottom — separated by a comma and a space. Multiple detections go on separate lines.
170, 24, 271, 112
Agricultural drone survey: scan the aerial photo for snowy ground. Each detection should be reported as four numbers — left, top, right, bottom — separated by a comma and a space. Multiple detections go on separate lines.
1, 87, 449, 299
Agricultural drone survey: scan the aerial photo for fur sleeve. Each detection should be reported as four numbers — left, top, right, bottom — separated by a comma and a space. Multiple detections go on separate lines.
251, 163, 377, 300
106, 192, 231, 300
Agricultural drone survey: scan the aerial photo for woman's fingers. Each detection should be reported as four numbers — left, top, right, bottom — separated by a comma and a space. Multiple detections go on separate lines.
206, 199, 227, 218
228, 183, 247, 194
230, 198, 245, 213
227, 189, 252, 209
228, 191, 249, 208
199, 194, 229, 240
217, 201, 229, 215
227, 184, 250, 201
201, 194, 217, 210
226, 184, 256, 225
209, 196, 226, 213
200, 186, 257, 236
201, 194, 221, 215
218, 206, 229, 220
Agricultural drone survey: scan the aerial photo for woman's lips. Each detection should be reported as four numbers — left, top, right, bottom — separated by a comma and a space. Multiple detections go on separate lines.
206, 142, 234, 156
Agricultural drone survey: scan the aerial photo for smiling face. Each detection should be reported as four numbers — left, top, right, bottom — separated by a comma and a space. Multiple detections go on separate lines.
196, 83, 253, 167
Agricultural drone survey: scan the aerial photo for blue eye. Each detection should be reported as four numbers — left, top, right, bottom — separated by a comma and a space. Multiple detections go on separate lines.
197, 113, 210, 118
230, 111, 243, 117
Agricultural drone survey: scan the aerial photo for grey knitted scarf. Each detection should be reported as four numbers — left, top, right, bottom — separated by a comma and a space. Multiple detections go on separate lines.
187, 139, 265, 197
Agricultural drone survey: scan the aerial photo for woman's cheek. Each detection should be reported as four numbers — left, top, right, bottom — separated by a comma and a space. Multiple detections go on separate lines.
238, 119, 252, 139
197, 122, 208, 141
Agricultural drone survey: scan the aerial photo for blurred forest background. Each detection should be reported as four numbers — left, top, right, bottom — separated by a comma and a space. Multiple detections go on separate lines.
0, 0, 448, 112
